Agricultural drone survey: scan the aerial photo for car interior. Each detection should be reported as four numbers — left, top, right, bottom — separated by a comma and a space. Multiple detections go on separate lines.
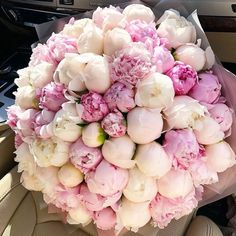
0, 0, 235, 235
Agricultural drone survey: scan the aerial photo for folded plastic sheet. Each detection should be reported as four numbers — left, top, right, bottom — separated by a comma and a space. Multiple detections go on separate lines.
34, 1, 236, 235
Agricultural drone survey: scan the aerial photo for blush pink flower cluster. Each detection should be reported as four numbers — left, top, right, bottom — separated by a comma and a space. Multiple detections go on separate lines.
7, 3, 236, 233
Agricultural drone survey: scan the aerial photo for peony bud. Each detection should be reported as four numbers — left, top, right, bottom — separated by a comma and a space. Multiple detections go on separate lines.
165, 61, 197, 95
86, 160, 129, 197
188, 72, 221, 104
158, 169, 194, 199
117, 198, 151, 232
193, 116, 225, 145
83, 55, 111, 93
123, 4, 155, 23
135, 72, 175, 109
175, 43, 208, 71
102, 135, 136, 169
135, 142, 172, 179
127, 107, 163, 144
104, 28, 132, 56
68, 205, 92, 225
58, 163, 84, 187
123, 167, 157, 202
205, 141, 236, 173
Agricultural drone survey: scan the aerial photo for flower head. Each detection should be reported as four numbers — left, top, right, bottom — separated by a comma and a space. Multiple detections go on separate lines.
101, 110, 127, 138
189, 72, 221, 104
164, 129, 204, 169
79, 92, 109, 122
103, 82, 135, 112
85, 160, 129, 197
29, 43, 56, 67
110, 43, 153, 87
166, 61, 197, 95
70, 139, 103, 174
46, 33, 78, 62
39, 82, 67, 112
125, 20, 159, 49
150, 188, 202, 229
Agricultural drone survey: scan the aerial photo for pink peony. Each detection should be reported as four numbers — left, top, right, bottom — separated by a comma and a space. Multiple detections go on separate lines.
39, 82, 67, 112
125, 20, 159, 50
103, 82, 135, 112
85, 160, 129, 197
101, 110, 127, 137
46, 33, 78, 62
165, 61, 197, 95
152, 46, 175, 73
150, 188, 202, 229
29, 43, 56, 67
34, 110, 55, 139
189, 159, 218, 187
110, 43, 153, 87
70, 139, 103, 174
208, 103, 233, 132
93, 207, 116, 230
15, 133, 23, 148
80, 92, 109, 122
7, 105, 23, 129
17, 109, 38, 139
44, 185, 80, 212
79, 184, 121, 212
163, 129, 204, 170
188, 71, 221, 104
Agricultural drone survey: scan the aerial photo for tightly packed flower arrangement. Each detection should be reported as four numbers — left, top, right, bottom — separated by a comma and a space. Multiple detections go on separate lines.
7, 4, 236, 233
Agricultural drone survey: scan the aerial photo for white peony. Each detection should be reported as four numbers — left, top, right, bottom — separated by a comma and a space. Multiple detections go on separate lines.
127, 107, 163, 144
15, 142, 37, 175
29, 62, 54, 88
123, 167, 158, 202
68, 205, 92, 226
54, 53, 88, 92
158, 169, 194, 199
193, 116, 225, 145
53, 102, 82, 142
163, 95, 206, 129
205, 141, 236, 172
62, 18, 94, 38
30, 137, 70, 167
77, 21, 104, 55
157, 9, 196, 48
15, 67, 31, 87
58, 163, 84, 187
104, 28, 132, 56
175, 43, 215, 71
102, 135, 136, 169
135, 142, 172, 179
135, 72, 175, 110
14, 85, 36, 109
123, 4, 155, 23
117, 198, 151, 232
83, 55, 111, 93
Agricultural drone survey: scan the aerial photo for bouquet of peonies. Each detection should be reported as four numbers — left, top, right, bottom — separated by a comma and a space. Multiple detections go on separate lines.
7, 3, 236, 234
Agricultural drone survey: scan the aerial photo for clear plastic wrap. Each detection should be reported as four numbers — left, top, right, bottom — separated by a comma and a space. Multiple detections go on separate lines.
33, 1, 236, 235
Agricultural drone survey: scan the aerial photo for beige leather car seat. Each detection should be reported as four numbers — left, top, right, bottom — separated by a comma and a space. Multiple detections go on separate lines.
0, 166, 223, 236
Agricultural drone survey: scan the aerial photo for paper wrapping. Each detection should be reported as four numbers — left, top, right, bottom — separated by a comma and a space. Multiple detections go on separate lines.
33, 1, 236, 235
